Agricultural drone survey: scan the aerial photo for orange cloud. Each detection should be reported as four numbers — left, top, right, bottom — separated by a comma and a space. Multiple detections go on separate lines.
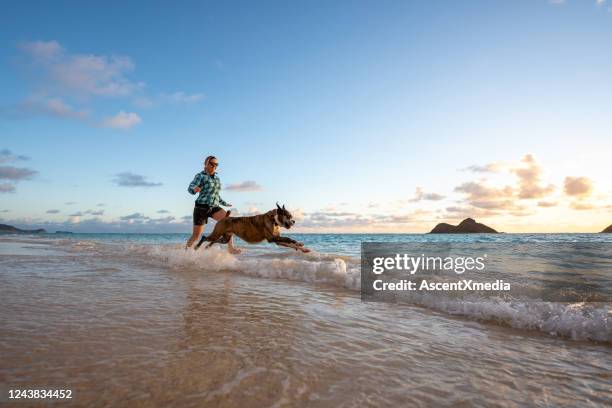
511, 154, 554, 199
564, 176, 593, 197
408, 186, 445, 202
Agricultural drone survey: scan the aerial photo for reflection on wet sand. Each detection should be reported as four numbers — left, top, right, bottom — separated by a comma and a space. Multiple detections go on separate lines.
176, 272, 310, 406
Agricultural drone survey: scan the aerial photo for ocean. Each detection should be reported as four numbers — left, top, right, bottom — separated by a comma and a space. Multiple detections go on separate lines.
1, 233, 610, 407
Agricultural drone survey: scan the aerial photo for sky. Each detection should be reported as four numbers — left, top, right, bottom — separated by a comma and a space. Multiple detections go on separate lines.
0, 0, 611, 233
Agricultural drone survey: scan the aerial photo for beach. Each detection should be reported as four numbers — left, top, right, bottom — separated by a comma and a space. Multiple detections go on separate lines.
1, 234, 610, 407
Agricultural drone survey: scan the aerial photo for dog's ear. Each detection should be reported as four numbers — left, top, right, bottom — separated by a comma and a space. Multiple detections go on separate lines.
276, 202, 281, 211
282, 204, 286, 210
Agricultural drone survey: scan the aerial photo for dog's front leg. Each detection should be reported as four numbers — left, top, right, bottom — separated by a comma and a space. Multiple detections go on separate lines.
269, 237, 310, 253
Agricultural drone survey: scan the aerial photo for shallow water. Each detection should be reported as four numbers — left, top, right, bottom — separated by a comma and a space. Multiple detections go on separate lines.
0, 234, 610, 407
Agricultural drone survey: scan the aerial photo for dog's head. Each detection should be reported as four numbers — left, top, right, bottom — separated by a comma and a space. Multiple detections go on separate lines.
275, 203, 296, 229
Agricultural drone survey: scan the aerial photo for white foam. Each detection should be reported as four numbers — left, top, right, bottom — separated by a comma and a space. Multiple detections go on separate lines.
143, 244, 361, 291
413, 296, 611, 342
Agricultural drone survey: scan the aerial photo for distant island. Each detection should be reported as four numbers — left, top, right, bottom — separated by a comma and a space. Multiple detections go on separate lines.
0, 223, 46, 234
430, 218, 498, 234
602, 224, 612, 233
55, 231, 74, 234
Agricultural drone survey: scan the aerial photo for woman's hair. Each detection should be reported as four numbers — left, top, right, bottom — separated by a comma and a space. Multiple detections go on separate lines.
204, 155, 217, 166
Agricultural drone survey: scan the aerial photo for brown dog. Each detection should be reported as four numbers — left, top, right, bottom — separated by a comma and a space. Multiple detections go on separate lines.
195, 203, 310, 253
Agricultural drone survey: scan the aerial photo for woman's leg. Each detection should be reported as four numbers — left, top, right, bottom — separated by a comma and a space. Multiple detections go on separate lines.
186, 224, 205, 248
211, 209, 241, 254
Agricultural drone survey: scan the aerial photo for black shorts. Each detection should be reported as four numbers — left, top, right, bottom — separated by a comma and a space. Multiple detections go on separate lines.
193, 204, 223, 226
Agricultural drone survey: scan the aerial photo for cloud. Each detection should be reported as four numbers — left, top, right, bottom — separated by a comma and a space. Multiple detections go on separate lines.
445, 206, 467, 213
225, 180, 262, 192
0, 166, 37, 180
3, 213, 190, 233
157, 209, 170, 214
149, 216, 176, 224
69, 211, 83, 217
0, 183, 16, 193
298, 208, 438, 229
115, 212, 177, 226
18, 40, 142, 97
9, 41, 203, 129
64, 201, 76, 205
101, 111, 142, 129
549, 0, 565, 4
596, 0, 606, 6
68, 215, 81, 224
1, 96, 90, 120
18, 40, 63, 61
0, 149, 29, 163
84, 209, 104, 216
382, 211, 432, 224
462, 162, 505, 173
46, 209, 60, 214
0, 150, 36, 193
113, 172, 162, 187
511, 154, 554, 199
459, 154, 554, 209
454, 181, 514, 201
569, 202, 595, 211
408, 187, 445, 202
469, 200, 525, 211
564, 176, 593, 197
453, 154, 568, 218
0, 166, 37, 193
42, 97, 89, 118
97, 203, 105, 207
300, 212, 374, 229
453, 180, 527, 213
120, 212, 148, 221
442, 205, 507, 220
11, 40, 144, 128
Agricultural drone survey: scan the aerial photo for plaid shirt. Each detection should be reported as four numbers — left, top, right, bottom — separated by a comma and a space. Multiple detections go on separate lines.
187, 171, 230, 207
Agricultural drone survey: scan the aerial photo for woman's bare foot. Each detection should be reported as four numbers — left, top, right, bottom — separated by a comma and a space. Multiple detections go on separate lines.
229, 247, 241, 255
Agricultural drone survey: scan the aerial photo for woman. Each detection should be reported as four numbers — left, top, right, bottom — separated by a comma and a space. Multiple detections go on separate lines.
186, 155, 240, 253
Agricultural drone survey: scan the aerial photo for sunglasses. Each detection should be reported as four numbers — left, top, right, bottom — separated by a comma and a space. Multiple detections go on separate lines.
207, 162, 219, 167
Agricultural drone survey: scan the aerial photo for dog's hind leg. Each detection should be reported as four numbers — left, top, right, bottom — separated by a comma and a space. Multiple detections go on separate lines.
205, 233, 231, 249
194, 231, 226, 249
217, 234, 231, 244
194, 234, 208, 250
196, 227, 225, 250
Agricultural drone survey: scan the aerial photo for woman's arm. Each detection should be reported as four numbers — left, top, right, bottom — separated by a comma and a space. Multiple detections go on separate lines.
187, 173, 205, 194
